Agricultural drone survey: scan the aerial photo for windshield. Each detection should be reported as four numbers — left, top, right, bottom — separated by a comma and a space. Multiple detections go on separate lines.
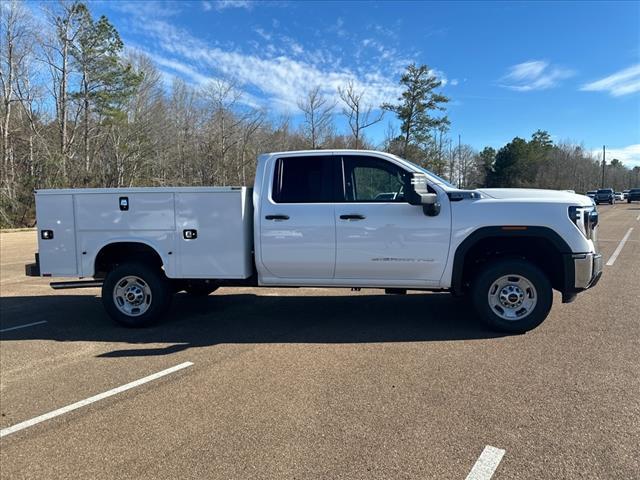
401, 158, 457, 189
597, 189, 612, 193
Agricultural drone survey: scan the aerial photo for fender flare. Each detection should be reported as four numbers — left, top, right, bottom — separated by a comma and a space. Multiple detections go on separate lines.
450, 226, 573, 293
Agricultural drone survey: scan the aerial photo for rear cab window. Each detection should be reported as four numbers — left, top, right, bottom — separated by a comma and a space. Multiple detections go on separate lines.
271, 156, 336, 203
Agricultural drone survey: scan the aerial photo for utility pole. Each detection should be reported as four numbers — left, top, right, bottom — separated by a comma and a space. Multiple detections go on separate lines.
448, 139, 454, 183
458, 134, 462, 187
601, 145, 606, 188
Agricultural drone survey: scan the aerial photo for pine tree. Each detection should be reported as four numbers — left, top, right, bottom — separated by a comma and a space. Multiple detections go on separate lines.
382, 63, 449, 160
70, 3, 141, 173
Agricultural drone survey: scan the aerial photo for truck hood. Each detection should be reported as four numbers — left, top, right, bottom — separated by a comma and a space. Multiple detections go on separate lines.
476, 188, 594, 206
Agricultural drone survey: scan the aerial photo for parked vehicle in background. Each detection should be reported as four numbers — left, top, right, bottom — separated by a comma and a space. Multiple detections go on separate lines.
25, 149, 602, 334
623, 189, 630, 199
594, 188, 615, 205
586, 190, 597, 199
627, 188, 640, 203
615, 192, 624, 201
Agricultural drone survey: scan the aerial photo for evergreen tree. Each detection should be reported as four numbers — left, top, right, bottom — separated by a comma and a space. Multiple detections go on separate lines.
70, 3, 141, 173
382, 63, 449, 160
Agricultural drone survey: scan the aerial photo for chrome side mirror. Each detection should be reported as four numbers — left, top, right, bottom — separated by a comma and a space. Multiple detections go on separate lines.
405, 173, 441, 216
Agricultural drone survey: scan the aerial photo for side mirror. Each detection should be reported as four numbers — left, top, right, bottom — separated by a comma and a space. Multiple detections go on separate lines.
405, 172, 441, 216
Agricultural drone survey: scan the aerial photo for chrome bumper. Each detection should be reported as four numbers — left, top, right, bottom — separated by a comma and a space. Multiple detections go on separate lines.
573, 252, 603, 289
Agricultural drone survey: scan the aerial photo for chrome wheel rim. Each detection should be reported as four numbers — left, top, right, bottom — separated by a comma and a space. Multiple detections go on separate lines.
488, 274, 537, 321
113, 275, 152, 317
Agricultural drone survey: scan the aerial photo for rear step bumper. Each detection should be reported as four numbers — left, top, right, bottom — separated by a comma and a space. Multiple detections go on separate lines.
25, 253, 40, 277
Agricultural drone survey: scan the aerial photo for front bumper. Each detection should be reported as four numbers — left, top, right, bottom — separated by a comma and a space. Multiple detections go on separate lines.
573, 252, 603, 289
562, 252, 602, 302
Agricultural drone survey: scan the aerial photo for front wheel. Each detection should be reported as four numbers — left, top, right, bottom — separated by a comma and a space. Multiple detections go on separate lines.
102, 262, 172, 327
471, 259, 552, 333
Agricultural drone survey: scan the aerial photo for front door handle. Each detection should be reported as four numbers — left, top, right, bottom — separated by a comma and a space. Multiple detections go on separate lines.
340, 214, 366, 220
265, 214, 290, 221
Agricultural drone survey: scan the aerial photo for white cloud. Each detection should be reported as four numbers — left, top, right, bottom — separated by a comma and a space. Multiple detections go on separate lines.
592, 144, 640, 169
450, 79, 459, 86
254, 28, 271, 41
142, 51, 216, 86
134, 48, 263, 108
212, 0, 252, 11
132, 18, 414, 113
500, 60, 575, 91
581, 64, 640, 97
110, 1, 181, 19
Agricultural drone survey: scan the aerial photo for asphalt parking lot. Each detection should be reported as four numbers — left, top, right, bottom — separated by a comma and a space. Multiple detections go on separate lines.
1, 204, 639, 480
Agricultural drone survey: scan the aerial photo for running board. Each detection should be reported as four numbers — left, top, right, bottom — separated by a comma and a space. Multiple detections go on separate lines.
50, 280, 103, 290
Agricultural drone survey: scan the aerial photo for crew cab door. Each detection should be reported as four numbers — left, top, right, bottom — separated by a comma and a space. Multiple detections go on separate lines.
259, 155, 337, 279
334, 155, 451, 285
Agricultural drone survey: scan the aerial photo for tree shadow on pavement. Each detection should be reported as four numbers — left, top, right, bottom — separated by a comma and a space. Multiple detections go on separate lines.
0, 291, 507, 357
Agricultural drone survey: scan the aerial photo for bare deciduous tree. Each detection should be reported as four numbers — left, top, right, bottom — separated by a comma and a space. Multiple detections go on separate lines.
338, 80, 383, 149
297, 85, 335, 149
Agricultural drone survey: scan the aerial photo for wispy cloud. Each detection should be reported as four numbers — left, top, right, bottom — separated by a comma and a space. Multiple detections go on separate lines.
581, 64, 640, 97
202, 0, 252, 11
128, 17, 417, 113
500, 60, 575, 91
131, 46, 263, 108
109, 1, 182, 19
141, 50, 216, 86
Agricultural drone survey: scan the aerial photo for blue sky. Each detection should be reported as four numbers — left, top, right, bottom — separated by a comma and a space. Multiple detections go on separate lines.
87, 1, 640, 166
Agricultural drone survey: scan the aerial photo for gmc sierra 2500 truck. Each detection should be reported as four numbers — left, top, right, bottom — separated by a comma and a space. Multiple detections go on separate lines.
25, 150, 602, 333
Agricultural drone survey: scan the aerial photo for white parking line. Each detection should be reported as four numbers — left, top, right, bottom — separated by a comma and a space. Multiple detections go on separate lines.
0, 320, 47, 333
465, 445, 505, 480
0, 361, 193, 438
606, 227, 634, 266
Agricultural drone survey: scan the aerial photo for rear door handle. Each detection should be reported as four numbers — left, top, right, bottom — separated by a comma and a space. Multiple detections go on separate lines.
265, 215, 290, 221
340, 214, 366, 220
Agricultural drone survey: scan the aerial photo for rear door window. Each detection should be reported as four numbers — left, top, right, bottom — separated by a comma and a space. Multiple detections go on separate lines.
272, 156, 336, 203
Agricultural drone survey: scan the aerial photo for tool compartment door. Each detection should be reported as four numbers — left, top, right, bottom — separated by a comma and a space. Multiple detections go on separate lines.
35, 193, 78, 276
175, 190, 253, 279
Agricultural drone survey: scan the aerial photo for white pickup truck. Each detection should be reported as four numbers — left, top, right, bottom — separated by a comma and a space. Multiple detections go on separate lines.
26, 150, 602, 333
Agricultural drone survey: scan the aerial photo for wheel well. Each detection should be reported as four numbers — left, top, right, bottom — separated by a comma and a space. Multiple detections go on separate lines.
94, 242, 163, 278
455, 235, 566, 293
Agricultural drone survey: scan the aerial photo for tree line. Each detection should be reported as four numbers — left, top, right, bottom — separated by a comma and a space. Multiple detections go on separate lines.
1, 1, 638, 227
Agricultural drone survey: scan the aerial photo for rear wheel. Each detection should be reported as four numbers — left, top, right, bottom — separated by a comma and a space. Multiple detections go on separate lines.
102, 262, 171, 327
471, 259, 552, 333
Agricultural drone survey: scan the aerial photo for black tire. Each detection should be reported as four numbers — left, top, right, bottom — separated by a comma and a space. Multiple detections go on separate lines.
628, 199, 631, 203
102, 262, 172, 327
471, 259, 553, 333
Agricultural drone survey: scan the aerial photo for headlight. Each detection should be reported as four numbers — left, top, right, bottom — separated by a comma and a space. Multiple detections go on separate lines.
569, 206, 598, 240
